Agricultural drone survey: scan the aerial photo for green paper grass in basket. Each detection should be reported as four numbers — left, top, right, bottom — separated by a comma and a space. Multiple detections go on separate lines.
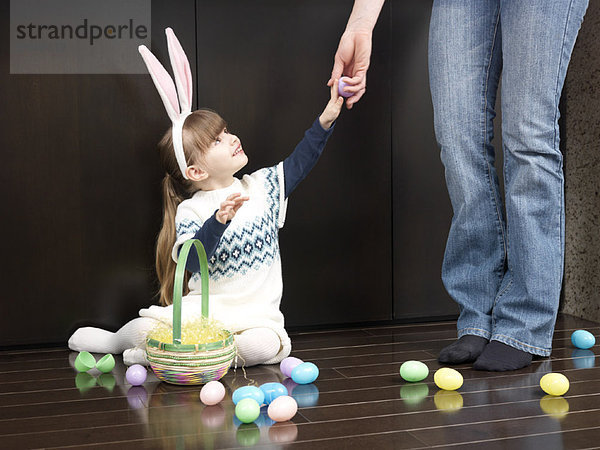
146, 239, 236, 385
147, 317, 229, 345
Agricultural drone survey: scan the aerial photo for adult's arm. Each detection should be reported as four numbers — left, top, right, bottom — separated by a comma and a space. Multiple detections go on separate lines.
328, 0, 386, 109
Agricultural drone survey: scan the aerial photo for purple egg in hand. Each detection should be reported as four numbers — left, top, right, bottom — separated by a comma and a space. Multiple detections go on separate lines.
126, 364, 147, 386
280, 357, 303, 378
338, 77, 353, 98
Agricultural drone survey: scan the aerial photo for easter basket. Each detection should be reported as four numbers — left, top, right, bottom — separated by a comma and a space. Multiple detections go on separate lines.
146, 239, 236, 385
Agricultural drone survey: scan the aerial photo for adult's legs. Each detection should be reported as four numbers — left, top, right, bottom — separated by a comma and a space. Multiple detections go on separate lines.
482, 0, 589, 360
429, 0, 505, 362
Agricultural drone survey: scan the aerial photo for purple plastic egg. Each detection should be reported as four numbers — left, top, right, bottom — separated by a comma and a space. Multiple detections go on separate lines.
280, 357, 303, 378
338, 77, 353, 98
126, 364, 147, 386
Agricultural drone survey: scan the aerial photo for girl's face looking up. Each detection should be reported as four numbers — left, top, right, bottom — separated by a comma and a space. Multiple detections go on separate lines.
189, 127, 248, 189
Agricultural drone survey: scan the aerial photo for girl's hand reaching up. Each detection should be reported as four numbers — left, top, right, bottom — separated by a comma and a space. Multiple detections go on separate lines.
319, 79, 344, 130
216, 193, 249, 224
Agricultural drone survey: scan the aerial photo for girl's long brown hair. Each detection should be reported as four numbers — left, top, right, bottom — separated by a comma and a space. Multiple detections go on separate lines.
155, 109, 227, 306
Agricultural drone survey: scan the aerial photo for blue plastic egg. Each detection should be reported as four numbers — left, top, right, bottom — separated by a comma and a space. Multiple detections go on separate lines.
232, 386, 265, 406
291, 362, 319, 385
260, 382, 288, 405
571, 330, 595, 350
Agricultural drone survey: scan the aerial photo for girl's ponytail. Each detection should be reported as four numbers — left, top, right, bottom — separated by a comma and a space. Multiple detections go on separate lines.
155, 174, 189, 306
154, 109, 227, 306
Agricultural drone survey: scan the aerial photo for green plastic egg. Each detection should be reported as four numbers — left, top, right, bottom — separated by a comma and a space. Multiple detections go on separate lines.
540, 373, 569, 396
399, 360, 429, 382
95, 354, 115, 373
235, 398, 261, 424
434, 367, 463, 391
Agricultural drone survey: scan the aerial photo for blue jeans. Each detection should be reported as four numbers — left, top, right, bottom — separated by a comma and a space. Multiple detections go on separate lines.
429, 0, 588, 356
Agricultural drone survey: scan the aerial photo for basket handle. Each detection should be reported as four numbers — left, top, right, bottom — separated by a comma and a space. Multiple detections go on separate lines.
172, 239, 209, 345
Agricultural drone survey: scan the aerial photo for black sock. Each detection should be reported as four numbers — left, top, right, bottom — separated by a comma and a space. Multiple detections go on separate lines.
438, 335, 489, 364
473, 340, 533, 371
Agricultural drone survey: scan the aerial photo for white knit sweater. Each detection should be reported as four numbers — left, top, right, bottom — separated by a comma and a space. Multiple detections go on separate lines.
139, 162, 291, 364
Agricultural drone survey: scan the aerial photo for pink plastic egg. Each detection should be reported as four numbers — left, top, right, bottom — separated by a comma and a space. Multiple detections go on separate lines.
280, 357, 303, 378
267, 395, 298, 422
200, 381, 226, 406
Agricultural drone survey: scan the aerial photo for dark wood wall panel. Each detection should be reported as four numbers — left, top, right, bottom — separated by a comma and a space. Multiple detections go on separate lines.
194, 0, 393, 327
1, 0, 462, 347
391, 0, 458, 320
0, 0, 196, 346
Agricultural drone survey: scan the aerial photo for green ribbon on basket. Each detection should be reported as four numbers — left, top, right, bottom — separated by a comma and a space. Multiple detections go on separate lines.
172, 239, 209, 345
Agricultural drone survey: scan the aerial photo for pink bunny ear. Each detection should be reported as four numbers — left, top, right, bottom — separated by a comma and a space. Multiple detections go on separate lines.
138, 44, 180, 122
166, 28, 193, 114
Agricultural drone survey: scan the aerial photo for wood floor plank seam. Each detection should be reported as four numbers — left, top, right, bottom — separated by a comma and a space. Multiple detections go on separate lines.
1, 315, 597, 449
1, 381, 597, 436
289, 321, 457, 336
329, 356, 600, 378
34, 424, 430, 450
297, 389, 600, 414
1, 366, 597, 412
1, 333, 592, 369
8, 407, 600, 449
3, 391, 597, 438
359, 325, 600, 340
413, 424, 600, 449
290, 334, 586, 354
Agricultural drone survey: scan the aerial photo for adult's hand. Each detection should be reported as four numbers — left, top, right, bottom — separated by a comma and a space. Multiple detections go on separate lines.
327, 0, 385, 110
327, 30, 372, 110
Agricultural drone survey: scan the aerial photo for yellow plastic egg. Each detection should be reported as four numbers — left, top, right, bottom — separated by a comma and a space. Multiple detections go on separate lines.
540, 373, 569, 396
434, 367, 463, 391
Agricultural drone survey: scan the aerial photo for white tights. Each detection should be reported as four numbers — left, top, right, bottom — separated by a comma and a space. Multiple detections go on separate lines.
68, 318, 281, 367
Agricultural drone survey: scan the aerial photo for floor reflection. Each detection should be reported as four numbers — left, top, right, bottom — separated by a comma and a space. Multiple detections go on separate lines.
540, 395, 570, 419
129, 369, 307, 448
127, 385, 148, 409
571, 349, 595, 369
268, 422, 299, 443
433, 390, 463, 412
400, 382, 429, 407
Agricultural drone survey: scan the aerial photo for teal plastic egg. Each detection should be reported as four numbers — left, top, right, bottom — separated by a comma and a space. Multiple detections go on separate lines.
291, 362, 319, 385
260, 382, 288, 405
571, 330, 595, 350
232, 386, 265, 406
399, 360, 429, 382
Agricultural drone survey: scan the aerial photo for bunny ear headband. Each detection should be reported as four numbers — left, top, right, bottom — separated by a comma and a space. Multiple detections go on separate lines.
138, 28, 193, 179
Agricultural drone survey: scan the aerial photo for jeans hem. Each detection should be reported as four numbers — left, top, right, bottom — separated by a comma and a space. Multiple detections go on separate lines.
492, 334, 551, 357
458, 327, 492, 340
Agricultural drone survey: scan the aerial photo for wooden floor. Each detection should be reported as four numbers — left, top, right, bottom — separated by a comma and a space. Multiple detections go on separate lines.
1, 314, 599, 449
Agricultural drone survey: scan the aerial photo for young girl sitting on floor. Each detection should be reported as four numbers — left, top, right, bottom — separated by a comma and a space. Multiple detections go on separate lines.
68, 28, 343, 367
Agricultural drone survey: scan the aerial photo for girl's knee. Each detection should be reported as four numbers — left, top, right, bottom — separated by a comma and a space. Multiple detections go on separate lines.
234, 328, 281, 367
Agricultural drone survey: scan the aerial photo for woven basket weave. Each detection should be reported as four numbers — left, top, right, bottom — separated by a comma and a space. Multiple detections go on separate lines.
146, 239, 235, 385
